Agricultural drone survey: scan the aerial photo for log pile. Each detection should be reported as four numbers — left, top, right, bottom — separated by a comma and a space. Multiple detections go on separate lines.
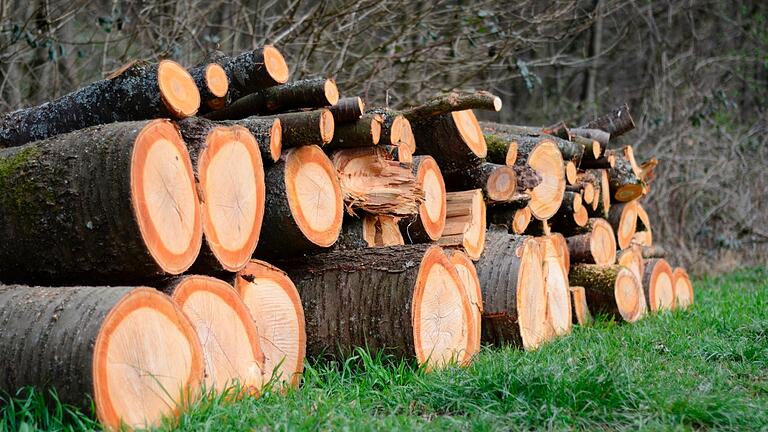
0, 45, 695, 429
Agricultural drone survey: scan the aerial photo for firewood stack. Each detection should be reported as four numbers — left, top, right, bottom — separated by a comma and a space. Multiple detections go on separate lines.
0, 46, 694, 429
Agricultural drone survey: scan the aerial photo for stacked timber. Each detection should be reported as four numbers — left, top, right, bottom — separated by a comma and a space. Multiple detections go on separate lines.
0, 40, 696, 430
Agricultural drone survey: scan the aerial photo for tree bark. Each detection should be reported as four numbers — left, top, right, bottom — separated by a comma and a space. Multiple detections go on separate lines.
570, 127, 610, 148
329, 97, 365, 123
216, 45, 290, 102
447, 162, 518, 204
325, 114, 382, 149
565, 218, 617, 265
411, 110, 487, 180
581, 102, 635, 137
219, 116, 283, 163
568, 264, 645, 322
400, 90, 501, 122
262, 109, 334, 148
189, 63, 229, 111
484, 132, 518, 165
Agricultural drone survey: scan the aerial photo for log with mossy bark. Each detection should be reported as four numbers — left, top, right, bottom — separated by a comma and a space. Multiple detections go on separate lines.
189, 62, 229, 111
325, 114, 382, 149
254, 146, 343, 258
572, 135, 602, 160
568, 264, 646, 322
474, 226, 549, 349
215, 45, 290, 102
205, 78, 338, 120
580, 102, 635, 138
329, 97, 365, 123
0, 60, 200, 148
0, 120, 202, 285
277, 245, 474, 368
480, 122, 584, 162
565, 218, 617, 265
0, 285, 204, 430
484, 132, 518, 166
399, 156, 447, 243
438, 190, 486, 260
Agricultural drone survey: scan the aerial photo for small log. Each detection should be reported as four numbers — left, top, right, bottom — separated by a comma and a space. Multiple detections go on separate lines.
447, 250, 484, 363
512, 206, 533, 234
579, 156, 613, 169
448, 162, 517, 203
0, 120, 202, 284
234, 260, 307, 388
0, 60, 200, 147
366, 108, 416, 154
608, 201, 638, 250
581, 102, 635, 137
538, 234, 573, 337
541, 121, 572, 140
331, 147, 423, 216
189, 63, 229, 111
569, 264, 646, 322
633, 202, 653, 246
411, 109, 487, 180
278, 245, 474, 368
400, 90, 502, 122
325, 113, 382, 149
220, 116, 282, 163
572, 135, 602, 160
329, 96, 365, 123
570, 127, 610, 148
565, 161, 578, 185
335, 214, 405, 249
178, 117, 265, 272
485, 195, 532, 231
609, 146, 645, 202
205, 78, 338, 120
484, 132, 518, 165
217, 45, 290, 101
673, 267, 694, 309
255, 146, 343, 258
164, 275, 264, 394
566, 218, 617, 265
588, 169, 611, 217
642, 258, 675, 312
399, 156, 447, 243
548, 192, 589, 232
570, 286, 593, 325
0, 285, 204, 430
265, 109, 334, 148
438, 190, 486, 260
475, 226, 548, 349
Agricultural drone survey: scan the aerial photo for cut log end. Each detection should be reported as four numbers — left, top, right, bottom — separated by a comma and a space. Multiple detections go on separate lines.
235, 260, 307, 388
527, 139, 566, 220
269, 118, 283, 162
416, 156, 447, 241
583, 182, 595, 204
565, 161, 577, 185
540, 235, 572, 337
516, 237, 549, 349
615, 267, 646, 322
592, 219, 618, 265
412, 247, 473, 368
205, 63, 229, 98
131, 119, 202, 274
673, 267, 694, 309
263, 45, 290, 85
644, 258, 675, 312
371, 114, 383, 145
170, 276, 264, 394
93, 288, 204, 430
324, 79, 340, 106
451, 110, 487, 158
512, 206, 532, 234
506, 141, 518, 165
612, 202, 638, 250
614, 184, 645, 202
448, 251, 483, 363
492, 96, 503, 112
319, 108, 335, 144
486, 165, 518, 202
199, 126, 265, 271
157, 60, 201, 118
570, 286, 593, 325
285, 145, 344, 247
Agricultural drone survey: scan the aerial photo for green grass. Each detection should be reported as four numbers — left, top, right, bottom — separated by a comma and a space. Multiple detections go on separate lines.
3, 267, 767, 431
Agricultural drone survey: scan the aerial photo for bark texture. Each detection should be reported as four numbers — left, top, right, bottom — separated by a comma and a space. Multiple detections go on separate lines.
220, 116, 282, 163
401, 91, 501, 122
217, 47, 288, 101
329, 97, 365, 123
326, 114, 382, 149
581, 102, 635, 137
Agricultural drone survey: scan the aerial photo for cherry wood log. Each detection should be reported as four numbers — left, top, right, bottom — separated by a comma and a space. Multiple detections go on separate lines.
537, 234, 573, 338
0, 285, 204, 430
335, 214, 405, 249
610, 146, 645, 202
0, 120, 202, 285
484, 132, 518, 165
189, 63, 229, 111
447, 162, 518, 203
438, 190, 486, 260
329, 97, 365, 123
447, 250, 483, 363
216, 45, 290, 102
178, 117, 265, 272
486, 195, 532, 231
673, 267, 695, 309
608, 201, 638, 250
325, 114, 382, 149
331, 147, 422, 216
234, 260, 307, 388
0, 60, 200, 148
164, 275, 264, 394
581, 102, 635, 138
278, 245, 474, 368
642, 258, 675, 312
566, 218, 617, 265
572, 135, 602, 160
474, 226, 548, 349
400, 91, 502, 122
220, 116, 283, 163
570, 127, 610, 148
205, 78, 338, 120
400, 156, 447, 243
569, 264, 646, 322
262, 109, 334, 148
570, 286, 594, 326
366, 109, 416, 154
255, 146, 343, 258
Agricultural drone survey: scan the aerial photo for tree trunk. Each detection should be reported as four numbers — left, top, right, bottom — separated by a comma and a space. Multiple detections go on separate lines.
0, 120, 202, 285
474, 226, 548, 349
325, 114, 383, 149
400, 156, 447, 243
642, 258, 675, 312
0, 60, 200, 147
672, 267, 694, 309
438, 190, 487, 260
255, 146, 343, 258
0, 285, 204, 430
568, 264, 646, 322
570, 286, 594, 325
329, 97, 365, 123
189, 63, 229, 111
178, 117, 265, 272
278, 245, 474, 368
581, 102, 635, 137
234, 260, 307, 388
216, 45, 290, 102
219, 116, 283, 163
565, 218, 617, 265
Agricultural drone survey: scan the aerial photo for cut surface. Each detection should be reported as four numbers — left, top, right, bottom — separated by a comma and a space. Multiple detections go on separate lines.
617, 248, 643, 283
285, 146, 343, 247
412, 247, 472, 368
516, 238, 549, 350
647, 259, 674, 311
614, 268, 646, 322
370, 114, 383, 145
235, 260, 306, 388
570, 286, 592, 325
634, 203, 653, 246
565, 161, 577, 185
486, 165, 517, 201
319, 108, 335, 144
269, 118, 283, 162
262, 45, 290, 84
591, 141, 601, 159
574, 205, 589, 227
157, 60, 200, 118
673, 267, 694, 309
583, 183, 595, 204
506, 141, 518, 165
93, 288, 204, 430
615, 184, 645, 202
599, 169, 610, 213
541, 237, 572, 337
417, 157, 447, 240
512, 206, 532, 234
131, 119, 202, 274
451, 110, 487, 158
527, 139, 566, 220
324, 79, 340, 106
199, 126, 265, 270
375, 215, 405, 246
592, 219, 617, 265
617, 202, 638, 249
463, 191, 486, 260
449, 252, 482, 363
171, 276, 264, 394
205, 63, 229, 98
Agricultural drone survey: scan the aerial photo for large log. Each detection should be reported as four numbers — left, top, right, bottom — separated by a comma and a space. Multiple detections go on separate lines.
474, 226, 548, 349
673, 267, 694, 309
0, 285, 204, 430
438, 190, 486, 260
581, 102, 635, 137
178, 117, 265, 272
447, 251, 483, 363
205, 78, 339, 120
568, 264, 646, 322
565, 218, 617, 265
279, 245, 474, 368
255, 145, 343, 258
0, 120, 202, 284
216, 45, 290, 102
609, 146, 645, 202
164, 275, 264, 394
0, 60, 200, 148
234, 260, 307, 388
641, 258, 675, 312
189, 63, 229, 111
400, 156, 447, 243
